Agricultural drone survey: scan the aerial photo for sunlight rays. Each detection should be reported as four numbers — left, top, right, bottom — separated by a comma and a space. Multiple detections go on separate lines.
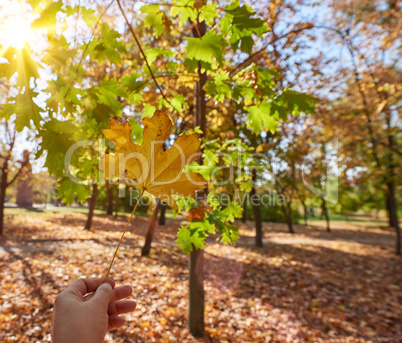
0, 1, 36, 50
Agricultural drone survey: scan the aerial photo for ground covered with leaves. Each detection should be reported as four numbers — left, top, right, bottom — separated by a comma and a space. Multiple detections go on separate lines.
0, 211, 401, 342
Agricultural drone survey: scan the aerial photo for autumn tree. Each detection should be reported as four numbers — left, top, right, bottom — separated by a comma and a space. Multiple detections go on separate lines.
318, 0, 402, 253
0, 26, 41, 233
0, 121, 31, 235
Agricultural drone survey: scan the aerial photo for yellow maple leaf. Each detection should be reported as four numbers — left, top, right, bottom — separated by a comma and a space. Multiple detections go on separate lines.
99, 110, 206, 210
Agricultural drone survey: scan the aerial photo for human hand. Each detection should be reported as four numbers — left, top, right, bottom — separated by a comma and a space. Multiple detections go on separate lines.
52, 278, 136, 343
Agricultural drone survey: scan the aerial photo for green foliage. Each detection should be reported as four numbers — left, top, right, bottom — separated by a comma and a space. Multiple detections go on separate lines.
223, 1, 268, 53
186, 31, 226, 66
170, 0, 197, 26
177, 219, 215, 254
31, 0, 63, 29
141, 5, 165, 36
246, 102, 279, 133
0, 45, 42, 131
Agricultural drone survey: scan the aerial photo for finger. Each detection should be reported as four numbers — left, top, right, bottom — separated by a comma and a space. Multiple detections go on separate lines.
108, 315, 126, 330
84, 283, 130, 302
90, 282, 113, 308
110, 285, 133, 302
66, 278, 115, 297
108, 300, 137, 316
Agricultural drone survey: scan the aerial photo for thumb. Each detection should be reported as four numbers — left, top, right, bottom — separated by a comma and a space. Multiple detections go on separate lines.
91, 282, 113, 309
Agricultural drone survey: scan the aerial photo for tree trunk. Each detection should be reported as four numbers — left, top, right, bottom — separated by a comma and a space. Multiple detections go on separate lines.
114, 184, 119, 218
189, 247, 204, 337
251, 169, 263, 247
159, 201, 166, 225
301, 199, 308, 226
242, 196, 247, 223
84, 183, 98, 231
386, 196, 393, 227
141, 199, 160, 256
386, 182, 401, 255
189, 19, 207, 338
106, 180, 113, 215
281, 201, 294, 234
0, 161, 8, 236
321, 198, 330, 232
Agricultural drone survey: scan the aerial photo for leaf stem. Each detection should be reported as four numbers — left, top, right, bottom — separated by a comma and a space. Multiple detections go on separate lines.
104, 189, 145, 283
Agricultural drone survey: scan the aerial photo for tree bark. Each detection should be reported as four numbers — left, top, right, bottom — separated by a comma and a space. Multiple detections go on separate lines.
250, 169, 263, 247
321, 198, 330, 232
189, 248, 204, 337
84, 183, 98, 231
114, 184, 119, 218
281, 201, 294, 234
158, 201, 167, 225
106, 180, 113, 215
0, 160, 8, 236
189, 19, 207, 338
386, 181, 401, 255
301, 199, 308, 226
242, 195, 247, 223
141, 199, 160, 256
0, 145, 28, 235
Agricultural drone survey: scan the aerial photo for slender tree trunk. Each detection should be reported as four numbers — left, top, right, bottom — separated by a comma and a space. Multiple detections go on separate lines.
84, 183, 98, 231
159, 201, 166, 225
321, 198, 330, 232
386, 196, 394, 227
189, 19, 207, 338
281, 201, 294, 234
301, 199, 308, 226
114, 184, 119, 218
251, 169, 263, 247
0, 162, 8, 236
189, 248, 204, 337
321, 198, 330, 231
106, 180, 113, 215
141, 199, 160, 256
386, 182, 401, 255
286, 202, 294, 234
242, 195, 247, 223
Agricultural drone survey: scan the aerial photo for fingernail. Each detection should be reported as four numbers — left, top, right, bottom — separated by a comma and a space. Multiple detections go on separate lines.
99, 283, 112, 291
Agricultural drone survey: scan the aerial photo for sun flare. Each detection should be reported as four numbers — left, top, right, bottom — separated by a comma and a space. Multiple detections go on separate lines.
0, 1, 36, 49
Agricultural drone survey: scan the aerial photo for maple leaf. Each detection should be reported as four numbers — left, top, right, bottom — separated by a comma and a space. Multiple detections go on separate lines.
99, 110, 206, 210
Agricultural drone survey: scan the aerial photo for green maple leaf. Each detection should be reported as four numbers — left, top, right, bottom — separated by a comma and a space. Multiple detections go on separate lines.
222, 202, 243, 222
144, 48, 174, 64
199, 3, 218, 26
170, 0, 197, 26
226, 2, 267, 31
31, 0, 63, 30
58, 178, 89, 204
177, 220, 214, 254
246, 102, 279, 133
277, 89, 318, 116
1, 91, 42, 131
141, 5, 164, 36
186, 31, 225, 65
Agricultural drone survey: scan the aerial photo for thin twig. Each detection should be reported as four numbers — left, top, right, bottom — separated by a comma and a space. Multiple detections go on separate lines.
116, 0, 175, 110
65, 0, 115, 99
104, 189, 145, 282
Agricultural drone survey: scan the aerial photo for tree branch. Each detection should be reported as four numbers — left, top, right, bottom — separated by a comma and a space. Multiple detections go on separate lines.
65, 0, 115, 99
116, 0, 175, 111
